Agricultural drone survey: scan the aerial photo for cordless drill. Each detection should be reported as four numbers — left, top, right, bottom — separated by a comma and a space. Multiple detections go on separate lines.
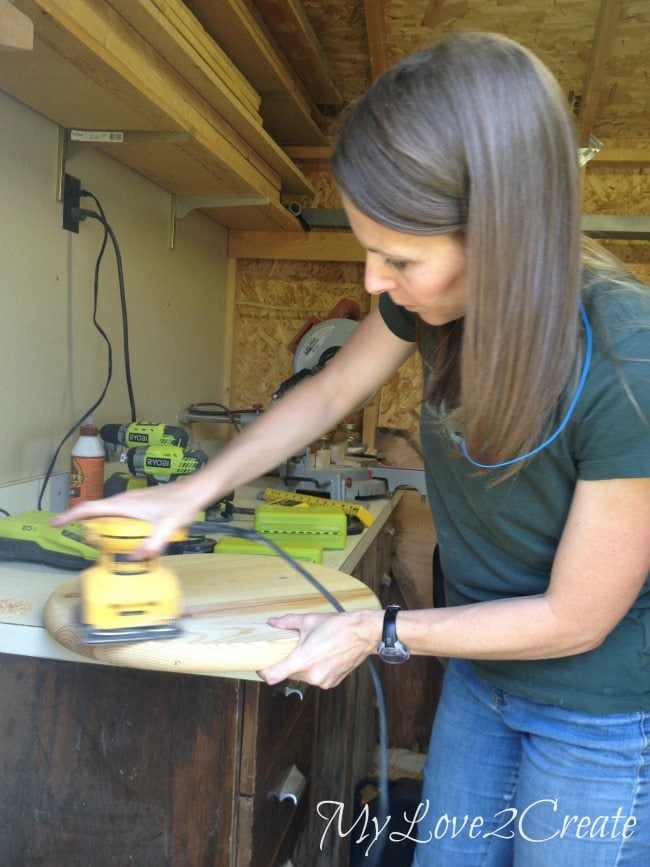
123, 445, 207, 482
100, 422, 189, 449
101, 423, 205, 495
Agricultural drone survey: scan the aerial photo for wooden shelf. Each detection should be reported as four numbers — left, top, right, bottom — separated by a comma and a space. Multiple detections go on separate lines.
229, 229, 364, 261
252, 0, 343, 108
185, 0, 329, 146
0, 0, 316, 231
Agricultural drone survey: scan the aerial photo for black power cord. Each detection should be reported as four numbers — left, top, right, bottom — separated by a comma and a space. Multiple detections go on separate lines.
74, 199, 137, 422
197, 522, 390, 867
38, 194, 137, 510
186, 402, 243, 432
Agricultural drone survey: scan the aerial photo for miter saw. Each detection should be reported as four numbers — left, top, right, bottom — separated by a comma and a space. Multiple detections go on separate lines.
178, 299, 428, 499
272, 298, 362, 400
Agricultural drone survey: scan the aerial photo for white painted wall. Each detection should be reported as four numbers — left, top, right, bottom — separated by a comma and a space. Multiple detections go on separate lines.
0, 92, 231, 512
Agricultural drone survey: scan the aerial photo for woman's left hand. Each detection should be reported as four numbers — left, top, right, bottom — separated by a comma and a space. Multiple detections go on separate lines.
259, 609, 381, 689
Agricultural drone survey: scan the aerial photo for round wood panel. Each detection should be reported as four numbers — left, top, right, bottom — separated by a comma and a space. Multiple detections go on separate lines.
44, 553, 379, 679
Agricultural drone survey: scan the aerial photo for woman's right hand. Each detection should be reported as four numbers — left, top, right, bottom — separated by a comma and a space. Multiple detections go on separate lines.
51, 475, 205, 558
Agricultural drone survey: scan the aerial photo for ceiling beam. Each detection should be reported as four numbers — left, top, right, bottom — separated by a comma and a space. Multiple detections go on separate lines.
282, 145, 650, 170
582, 215, 650, 240
421, 1, 447, 29
589, 148, 650, 168
230, 209, 650, 261
363, 0, 390, 79
252, 0, 342, 106
578, 0, 621, 147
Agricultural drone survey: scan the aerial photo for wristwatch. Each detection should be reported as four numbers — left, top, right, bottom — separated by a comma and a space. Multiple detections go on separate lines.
377, 604, 410, 664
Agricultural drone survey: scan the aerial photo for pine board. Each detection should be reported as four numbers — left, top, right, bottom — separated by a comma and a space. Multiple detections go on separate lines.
44, 553, 379, 679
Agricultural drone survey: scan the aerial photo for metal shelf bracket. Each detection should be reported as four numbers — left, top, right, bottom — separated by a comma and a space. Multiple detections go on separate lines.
169, 193, 270, 249
55, 127, 270, 248
56, 128, 192, 201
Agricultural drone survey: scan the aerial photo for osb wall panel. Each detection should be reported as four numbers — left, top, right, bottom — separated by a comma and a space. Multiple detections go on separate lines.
584, 171, 650, 215
233, 151, 426, 434
230, 256, 426, 436
592, 1, 650, 139
302, 0, 371, 102
583, 139, 650, 282
378, 352, 424, 433
231, 257, 368, 407
383, 0, 597, 107
282, 161, 342, 209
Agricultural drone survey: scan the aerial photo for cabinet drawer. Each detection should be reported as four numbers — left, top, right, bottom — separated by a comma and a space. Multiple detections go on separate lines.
240, 680, 314, 796
237, 689, 316, 867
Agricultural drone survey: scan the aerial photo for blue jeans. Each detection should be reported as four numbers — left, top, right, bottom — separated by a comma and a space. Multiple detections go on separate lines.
412, 658, 650, 866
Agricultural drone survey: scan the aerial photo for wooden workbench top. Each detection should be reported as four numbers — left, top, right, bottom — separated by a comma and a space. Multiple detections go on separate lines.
0, 482, 397, 677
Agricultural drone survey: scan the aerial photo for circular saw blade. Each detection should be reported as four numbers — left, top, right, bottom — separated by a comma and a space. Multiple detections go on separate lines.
292, 318, 359, 374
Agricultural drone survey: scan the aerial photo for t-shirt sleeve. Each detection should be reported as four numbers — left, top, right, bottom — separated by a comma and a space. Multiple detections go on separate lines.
379, 292, 417, 342
573, 319, 650, 480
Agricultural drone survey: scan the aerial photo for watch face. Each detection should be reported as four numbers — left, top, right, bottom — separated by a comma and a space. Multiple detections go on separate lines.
378, 643, 410, 664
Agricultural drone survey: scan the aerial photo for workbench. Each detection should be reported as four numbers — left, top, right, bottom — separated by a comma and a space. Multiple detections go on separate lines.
0, 482, 398, 866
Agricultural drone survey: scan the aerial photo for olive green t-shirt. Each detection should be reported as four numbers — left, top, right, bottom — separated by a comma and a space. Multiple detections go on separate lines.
379, 280, 650, 713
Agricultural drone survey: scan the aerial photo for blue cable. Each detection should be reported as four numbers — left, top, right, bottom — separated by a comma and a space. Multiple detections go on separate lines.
461, 303, 593, 469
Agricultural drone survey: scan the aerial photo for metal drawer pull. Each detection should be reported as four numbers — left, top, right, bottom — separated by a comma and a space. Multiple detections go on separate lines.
271, 765, 306, 805
274, 680, 307, 700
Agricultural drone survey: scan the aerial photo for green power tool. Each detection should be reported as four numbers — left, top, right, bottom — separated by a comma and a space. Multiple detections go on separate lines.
0, 511, 98, 570
124, 445, 207, 482
101, 423, 206, 495
100, 422, 189, 448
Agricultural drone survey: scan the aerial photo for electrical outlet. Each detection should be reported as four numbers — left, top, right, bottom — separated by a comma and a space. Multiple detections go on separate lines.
62, 173, 81, 233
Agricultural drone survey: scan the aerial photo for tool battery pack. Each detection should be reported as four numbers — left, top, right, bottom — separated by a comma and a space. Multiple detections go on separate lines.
254, 505, 347, 550
0, 511, 98, 570
214, 536, 323, 564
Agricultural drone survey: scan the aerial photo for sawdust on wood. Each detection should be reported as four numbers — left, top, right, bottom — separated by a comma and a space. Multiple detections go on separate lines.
0, 598, 32, 616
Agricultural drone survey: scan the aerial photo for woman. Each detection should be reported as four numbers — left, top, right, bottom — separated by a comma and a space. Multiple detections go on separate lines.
57, 33, 650, 865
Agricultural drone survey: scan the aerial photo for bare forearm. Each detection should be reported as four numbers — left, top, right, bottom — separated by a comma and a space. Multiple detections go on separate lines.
181, 311, 413, 512
357, 594, 604, 663
262, 478, 650, 688
182, 373, 358, 508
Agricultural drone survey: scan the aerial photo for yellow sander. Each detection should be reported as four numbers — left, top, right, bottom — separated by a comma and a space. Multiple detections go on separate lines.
78, 517, 184, 644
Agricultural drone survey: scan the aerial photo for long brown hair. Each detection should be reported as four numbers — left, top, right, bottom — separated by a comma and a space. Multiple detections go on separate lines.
332, 32, 584, 475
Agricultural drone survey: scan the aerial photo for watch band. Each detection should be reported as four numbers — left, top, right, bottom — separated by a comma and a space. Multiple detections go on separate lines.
377, 604, 410, 663
382, 604, 401, 648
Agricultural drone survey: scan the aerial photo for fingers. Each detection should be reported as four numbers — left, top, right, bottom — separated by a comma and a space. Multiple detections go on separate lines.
131, 518, 187, 558
260, 612, 366, 689
51, 498, 122, 526
267, 614, 306, 630
50, 478, 205, 556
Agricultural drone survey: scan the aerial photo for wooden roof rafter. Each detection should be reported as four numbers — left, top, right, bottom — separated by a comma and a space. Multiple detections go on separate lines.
252, 0, 343, 108
421, 0, 444, 29
363, 0, 390, 80
578, 0, 621, 147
